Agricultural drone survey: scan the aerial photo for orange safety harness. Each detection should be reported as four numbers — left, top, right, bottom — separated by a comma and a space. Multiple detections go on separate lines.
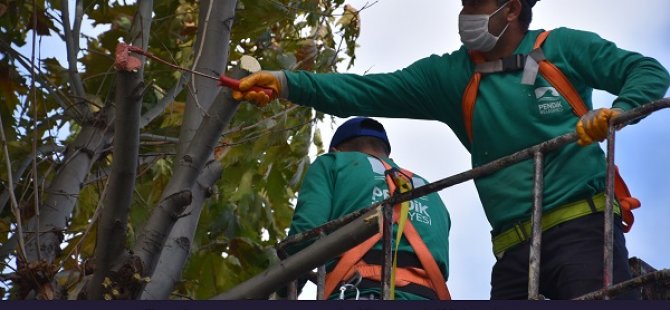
323, 158, 451, 300
462, 30, 640, 232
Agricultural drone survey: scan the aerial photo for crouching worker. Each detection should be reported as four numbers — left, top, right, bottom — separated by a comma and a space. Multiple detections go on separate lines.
285, 117, 452, 300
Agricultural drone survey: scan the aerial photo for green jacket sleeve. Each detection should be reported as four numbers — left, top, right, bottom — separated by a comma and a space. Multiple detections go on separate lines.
283, 55, 458, 122
553, 27, 670, 111
279, 156, 337, 298
286, 155, 335, 254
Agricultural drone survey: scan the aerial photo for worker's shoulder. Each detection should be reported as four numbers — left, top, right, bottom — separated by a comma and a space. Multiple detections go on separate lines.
427, 46, 470, 63
312, 151, 371, 166
542, 27, 605, 43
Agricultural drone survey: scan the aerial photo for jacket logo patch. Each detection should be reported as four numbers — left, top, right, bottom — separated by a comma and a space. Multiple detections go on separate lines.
535, 87, 564, 115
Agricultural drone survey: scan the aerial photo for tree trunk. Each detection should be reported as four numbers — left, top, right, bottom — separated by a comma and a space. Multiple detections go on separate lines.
138, 0, 238, 299
139, 160, 222, 299
23, 119, 112, 265
127, 84, 241, 293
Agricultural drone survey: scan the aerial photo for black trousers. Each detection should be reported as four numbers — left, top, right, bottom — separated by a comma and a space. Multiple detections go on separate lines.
490, 212, 639, 300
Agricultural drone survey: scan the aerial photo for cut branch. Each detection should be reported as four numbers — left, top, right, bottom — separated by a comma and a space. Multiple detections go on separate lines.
86, 0, 153, 300
87, 71, 145, 299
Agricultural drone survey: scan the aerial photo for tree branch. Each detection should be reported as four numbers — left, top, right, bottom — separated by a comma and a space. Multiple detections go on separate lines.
86, 0, 154, 300
0, 40, 77, 120
129, 82, 241, 292
0, 117, 28, 263
134, 0, 239, 299
87, 71, 145, 299
139, 73, 190, 129
23, 106, 114, 267
176, 0, 234, 157
0, 144, 63, 216
60, 0, 87, 103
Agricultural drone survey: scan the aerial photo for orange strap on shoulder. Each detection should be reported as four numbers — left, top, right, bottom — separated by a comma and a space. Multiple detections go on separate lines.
400, 210, 451, 299
462, 51, 486, 143
533, 31, 589, 116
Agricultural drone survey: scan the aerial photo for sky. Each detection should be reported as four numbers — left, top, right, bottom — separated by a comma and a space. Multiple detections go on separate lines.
300, 0, 670, 300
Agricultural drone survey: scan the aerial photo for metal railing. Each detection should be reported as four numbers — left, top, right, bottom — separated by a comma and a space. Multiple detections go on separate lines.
212, 97, 670, 300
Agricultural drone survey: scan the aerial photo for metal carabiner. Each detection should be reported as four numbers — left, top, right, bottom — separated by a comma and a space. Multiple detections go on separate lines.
338, 283, 360, 300
338, 271, 362, 300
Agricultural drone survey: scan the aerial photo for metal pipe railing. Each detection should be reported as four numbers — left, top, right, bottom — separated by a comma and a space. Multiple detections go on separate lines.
603, 124, 617, 298
528, 151, 545, 300
259, 98, 669, 300
381, 203, 394, 299
316, 232, 327, 300
575, 269, 670, 300
212, 207, 382, 299
278, 98, 669, 255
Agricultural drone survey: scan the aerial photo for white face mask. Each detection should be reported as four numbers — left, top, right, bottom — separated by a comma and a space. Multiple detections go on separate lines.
458, 1, 511, 52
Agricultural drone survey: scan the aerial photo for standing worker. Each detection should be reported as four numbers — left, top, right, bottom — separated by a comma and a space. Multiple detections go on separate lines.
235, 0, 670, 299
286, 117, 451, 300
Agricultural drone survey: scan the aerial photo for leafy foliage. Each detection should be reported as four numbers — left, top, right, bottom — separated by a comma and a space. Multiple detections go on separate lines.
0, 0, 359, 300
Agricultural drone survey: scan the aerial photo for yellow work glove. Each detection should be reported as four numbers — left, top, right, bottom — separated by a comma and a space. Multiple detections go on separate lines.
232, 71, 284, 107
576, 108, 622, 146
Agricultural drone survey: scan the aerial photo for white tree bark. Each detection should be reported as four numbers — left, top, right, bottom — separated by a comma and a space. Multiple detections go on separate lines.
139, 160, 222, 299
24, 121, 112, 264
129, 81, 242, 291
138, 0, 239, 299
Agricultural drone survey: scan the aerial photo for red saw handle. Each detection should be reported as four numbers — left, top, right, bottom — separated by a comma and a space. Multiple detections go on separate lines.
218, 75, 275, 98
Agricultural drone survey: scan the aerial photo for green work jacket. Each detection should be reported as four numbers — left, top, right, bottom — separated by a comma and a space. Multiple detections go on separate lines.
288, 152, 451, 300
284, 27, 670, 236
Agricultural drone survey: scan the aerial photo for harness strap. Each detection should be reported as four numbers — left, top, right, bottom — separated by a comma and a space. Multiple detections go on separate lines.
533, 31, 589, 116
380, 160, 451, 300
323, 230, 381, 299
348, 264, 434, 289
475, 54, 527, 74
323, 158, 451, 300
462, 51, 486, 143
463, 30, 639, 233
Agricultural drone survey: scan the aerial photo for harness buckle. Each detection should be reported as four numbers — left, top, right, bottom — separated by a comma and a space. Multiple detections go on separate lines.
513, 221, 529, 243
501, 54, 526, 72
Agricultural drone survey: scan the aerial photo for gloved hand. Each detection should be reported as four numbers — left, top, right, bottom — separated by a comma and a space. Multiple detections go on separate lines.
232, 71, 284, 107
575, 108, 622, 146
